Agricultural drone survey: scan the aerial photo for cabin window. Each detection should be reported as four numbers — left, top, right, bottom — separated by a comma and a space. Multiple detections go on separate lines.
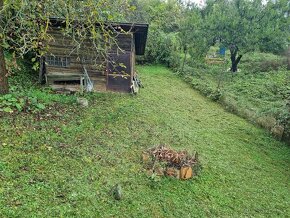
81, 56, 93, 64
46, 56, 70, 67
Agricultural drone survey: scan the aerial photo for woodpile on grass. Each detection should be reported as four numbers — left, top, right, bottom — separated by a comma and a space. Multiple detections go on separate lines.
142, 145, 201, 180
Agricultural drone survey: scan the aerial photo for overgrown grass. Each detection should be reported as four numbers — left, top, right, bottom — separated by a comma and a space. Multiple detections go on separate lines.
181, 52, 289, 141
0, 65, 289, 217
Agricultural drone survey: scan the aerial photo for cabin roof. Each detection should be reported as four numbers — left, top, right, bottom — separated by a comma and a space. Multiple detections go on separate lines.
49, 17, 149, 55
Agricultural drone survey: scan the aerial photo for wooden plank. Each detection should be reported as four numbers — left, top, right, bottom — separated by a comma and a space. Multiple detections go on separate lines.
131, 39, 135, 78
91, 77, 106, 82
46, 66, 105, 74
51, 84, 81, 92
48, 39, 102, 49
46, 73, 82, 78
45, 60, 106, 70
110, 33, 133, 52
47, 29, 133, 53
39, 56, 45, 84
46, 75, 83, 85
48, 29, 104, 41
46, 66, 81, 74
47, 46, 97, 54
46, 71, 106, 80
47, 30, 106, 51
46, 47, 105, 59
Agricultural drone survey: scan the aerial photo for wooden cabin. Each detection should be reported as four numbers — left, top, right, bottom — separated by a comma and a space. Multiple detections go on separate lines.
39, 18, 149, 93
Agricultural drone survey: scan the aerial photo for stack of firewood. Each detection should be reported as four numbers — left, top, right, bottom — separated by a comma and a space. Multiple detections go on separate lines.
142, 145, 201, 180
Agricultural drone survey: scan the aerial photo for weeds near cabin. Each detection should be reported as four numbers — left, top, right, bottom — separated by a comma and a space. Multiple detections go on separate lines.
0, 94, 45, 113
0, 54, 77, 114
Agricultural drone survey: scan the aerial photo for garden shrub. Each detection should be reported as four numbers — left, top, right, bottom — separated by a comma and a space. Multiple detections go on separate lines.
0, 94, 46, 113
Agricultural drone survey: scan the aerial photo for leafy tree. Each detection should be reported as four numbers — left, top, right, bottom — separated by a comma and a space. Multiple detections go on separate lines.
259, 0, 290, 54
129, 0, 181, 31
128, 0, 183, 65
0, 0, 131, 94
178, 6, 209, 73
205, 0, 289, 72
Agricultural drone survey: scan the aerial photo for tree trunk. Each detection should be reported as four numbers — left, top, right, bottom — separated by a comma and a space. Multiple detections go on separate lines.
180, 48, 188, 74
231, 54, 242, 72
0, 0, 8, 94
287, 45, 290, 70
0, 46, 8, 94
39, 56, 46, 84
230, 47, 242, 72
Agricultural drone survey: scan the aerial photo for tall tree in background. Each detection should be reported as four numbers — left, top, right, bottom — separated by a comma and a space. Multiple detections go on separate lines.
128, 0, 183, 65
0, 0, 131, 94
259, 0, 290, 54
179, 7, 198, 73
205, 0, 289, 72
178, 6, 211, 73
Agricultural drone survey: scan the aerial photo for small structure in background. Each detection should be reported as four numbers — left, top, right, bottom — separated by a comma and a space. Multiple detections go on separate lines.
142, 145, 201, 180
205, 46, 226, 64
39, 18, 148, 93
219, 47, 226, 56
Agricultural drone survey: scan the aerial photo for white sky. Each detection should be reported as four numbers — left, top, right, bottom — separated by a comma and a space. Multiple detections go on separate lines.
183, 0, 269, 6
183, 0, 206, 7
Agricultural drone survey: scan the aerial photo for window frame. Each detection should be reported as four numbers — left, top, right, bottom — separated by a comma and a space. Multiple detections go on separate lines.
46, 56, 71, 68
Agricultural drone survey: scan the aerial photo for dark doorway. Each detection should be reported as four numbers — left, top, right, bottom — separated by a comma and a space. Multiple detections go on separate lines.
107, 53, 132, 92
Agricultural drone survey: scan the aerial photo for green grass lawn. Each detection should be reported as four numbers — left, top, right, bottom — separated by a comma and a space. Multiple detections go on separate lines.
184, 52, 289, 141
0, 65, 289, 217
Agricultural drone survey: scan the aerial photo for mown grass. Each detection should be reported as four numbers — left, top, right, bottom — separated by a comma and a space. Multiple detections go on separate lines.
0, 65, 289, 217
182, 52, 289, 141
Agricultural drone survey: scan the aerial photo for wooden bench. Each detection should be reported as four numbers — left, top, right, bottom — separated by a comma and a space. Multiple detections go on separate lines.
45, 72, 85, 92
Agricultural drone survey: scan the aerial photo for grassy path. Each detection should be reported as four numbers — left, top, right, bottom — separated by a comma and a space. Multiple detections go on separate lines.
0, 65, 289, 217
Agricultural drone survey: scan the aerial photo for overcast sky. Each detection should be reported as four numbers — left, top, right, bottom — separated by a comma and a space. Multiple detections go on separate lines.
183, 0, 206, 7
184, 0, 269, 6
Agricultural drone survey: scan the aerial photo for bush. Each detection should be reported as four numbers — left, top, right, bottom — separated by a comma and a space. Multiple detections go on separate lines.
240, 52, 287, 73
0, 94, 46, 113
1, 53, 77, 114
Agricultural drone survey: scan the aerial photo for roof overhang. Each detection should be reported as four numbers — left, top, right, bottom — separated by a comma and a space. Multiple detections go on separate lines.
111, 22, 149, 55
49, 18, 149, 55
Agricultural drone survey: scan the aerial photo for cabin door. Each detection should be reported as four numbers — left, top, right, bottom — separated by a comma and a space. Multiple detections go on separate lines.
107, 52, 132, 92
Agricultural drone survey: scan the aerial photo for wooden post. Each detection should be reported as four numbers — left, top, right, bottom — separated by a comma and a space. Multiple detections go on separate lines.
80, 76, 84, 94
39, 56, 45, 84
